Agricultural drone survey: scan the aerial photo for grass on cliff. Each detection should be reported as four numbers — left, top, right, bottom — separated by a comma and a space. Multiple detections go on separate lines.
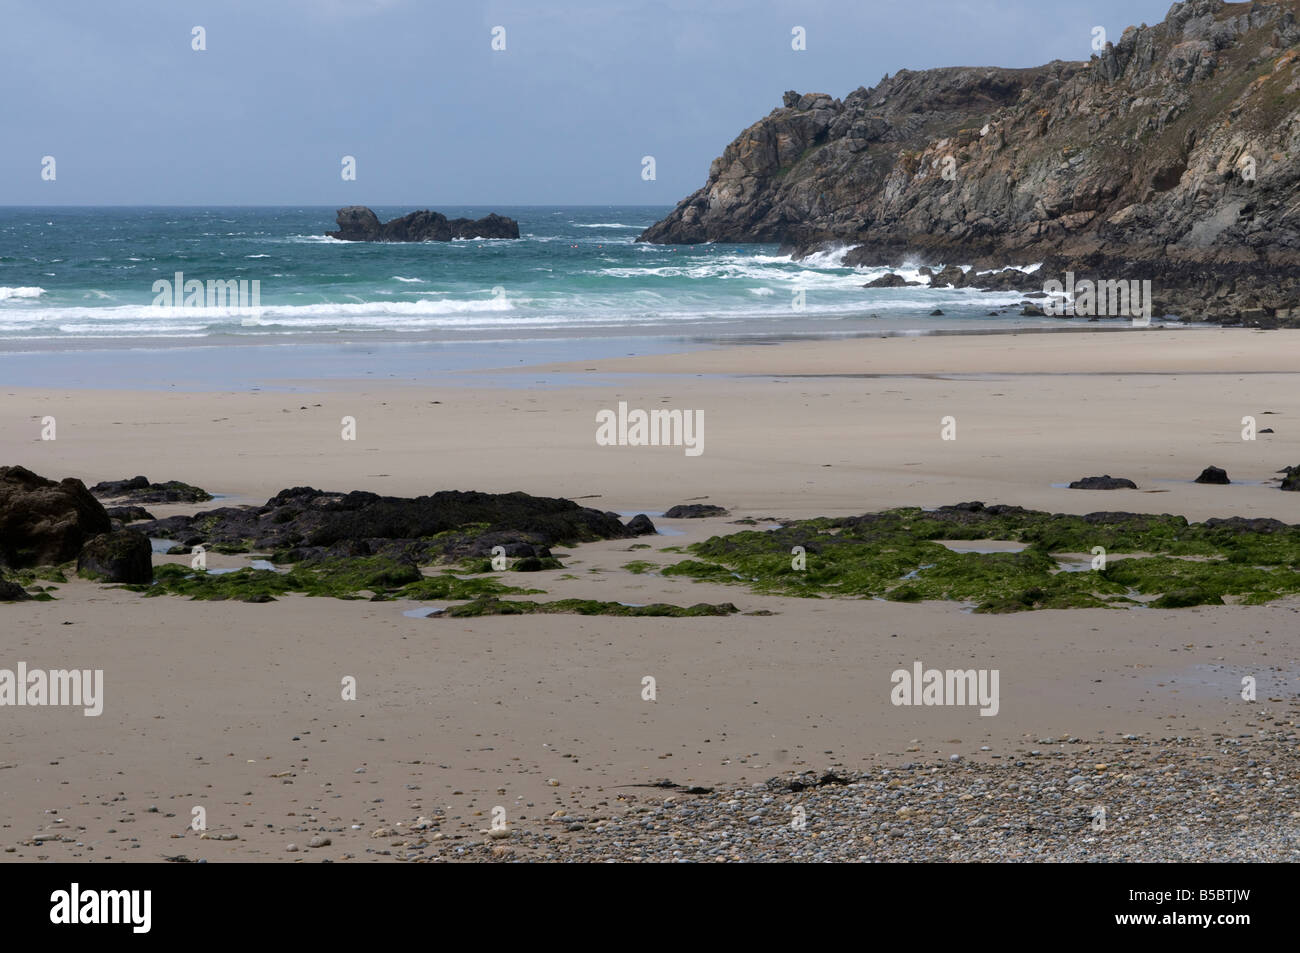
659, 506, 1300, 612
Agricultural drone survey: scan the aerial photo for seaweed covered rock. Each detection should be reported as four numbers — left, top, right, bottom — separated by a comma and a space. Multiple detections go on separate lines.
136, 487, 642, 562
76, 529, 153, 584
0, 466, 112, 569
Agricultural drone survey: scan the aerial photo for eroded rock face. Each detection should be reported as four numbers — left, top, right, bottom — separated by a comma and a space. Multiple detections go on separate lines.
640, 0, 1300, 323
136, 487, 644, 562
326, 207, 520, 242
0, 466, 112, 569
76, 529, 153, 584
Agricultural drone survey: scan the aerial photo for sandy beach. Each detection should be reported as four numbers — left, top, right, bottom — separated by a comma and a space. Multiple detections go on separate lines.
3, 327, 1299, 862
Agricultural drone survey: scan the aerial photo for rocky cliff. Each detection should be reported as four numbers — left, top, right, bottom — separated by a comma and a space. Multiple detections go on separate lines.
640, 0, 1300, 323
327, 207, 519, 241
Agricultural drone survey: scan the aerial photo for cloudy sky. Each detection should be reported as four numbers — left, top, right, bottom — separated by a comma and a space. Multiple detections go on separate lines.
1, 0, 1176, 205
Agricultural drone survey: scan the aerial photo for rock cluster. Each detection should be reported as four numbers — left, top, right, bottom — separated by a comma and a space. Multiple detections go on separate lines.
327, 207, 519, 242
136, 486, 654, 563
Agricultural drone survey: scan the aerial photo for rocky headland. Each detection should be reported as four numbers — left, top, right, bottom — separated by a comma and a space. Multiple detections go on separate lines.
640, 0, 1300, 325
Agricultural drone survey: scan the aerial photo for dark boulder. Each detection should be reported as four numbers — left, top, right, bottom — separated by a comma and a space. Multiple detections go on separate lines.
1068, 475, 1137, 490
0, 579, 31, 601
927, 265, 968, 288
864, 273, 919, 288
1281, 466, 1300, 491
106, 505, 156, 522
1202, 516, 1288, 533
1193, 466, 1230, 485
664, 504, 729, 519
625, 513, 658, 535
91, 476, 211, 503
76, 529, 153, 583
968, 268, 1040, 292
327, 207, 520, 242
0, 466, 112, 569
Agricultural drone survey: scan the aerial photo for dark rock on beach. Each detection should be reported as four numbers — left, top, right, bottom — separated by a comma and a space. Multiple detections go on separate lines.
91, 476, 212, 504
0, 579, 32, 601
1194, 466, 1230, 485
135, 487, 643, 563
76, 529, 153, 584
1068, 475, 1137, 490
1281, 467, 1300, 492
664, 504, 730, 519
327, 206, 520, 242
625, 513, 658, 535
0, 466, 112, 569
106, 505, 156, 522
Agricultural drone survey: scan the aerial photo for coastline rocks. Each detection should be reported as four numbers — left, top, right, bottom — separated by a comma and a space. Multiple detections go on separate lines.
1068, 475, 1137, 490
1193, 466, 1230, 485
0, 466, 112, 569
136, 487, 644, 562
91, 476, 211, 504
638, 0, 1300, 324
76, 530, 153, 584
864, 273, 919, 288
664, 504, 729, 519
326, 206, 520, 242
1281, 466, 1300, 491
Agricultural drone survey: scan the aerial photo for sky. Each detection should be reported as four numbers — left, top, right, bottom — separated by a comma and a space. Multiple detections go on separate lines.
0, 0, 1179, 206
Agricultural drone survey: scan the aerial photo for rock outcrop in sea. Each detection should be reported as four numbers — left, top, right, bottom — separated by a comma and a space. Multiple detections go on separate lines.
639, 0, 1300, 324
327, 206, 520, 242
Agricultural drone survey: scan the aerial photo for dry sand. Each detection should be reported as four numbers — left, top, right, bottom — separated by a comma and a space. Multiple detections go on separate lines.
2, 327, 1298, 861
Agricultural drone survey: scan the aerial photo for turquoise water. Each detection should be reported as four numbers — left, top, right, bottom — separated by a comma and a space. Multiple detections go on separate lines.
0, 206, 1068, 346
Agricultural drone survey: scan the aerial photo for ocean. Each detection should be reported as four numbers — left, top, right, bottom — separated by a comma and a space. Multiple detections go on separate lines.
0, 205, 1084, 348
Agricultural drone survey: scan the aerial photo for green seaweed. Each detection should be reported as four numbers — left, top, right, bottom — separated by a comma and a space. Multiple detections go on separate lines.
128, 557, 539, 602
659, 506, 1300, 611
442, 596, 739, 618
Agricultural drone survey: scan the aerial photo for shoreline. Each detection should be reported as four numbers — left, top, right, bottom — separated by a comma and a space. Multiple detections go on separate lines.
0, 320, 1236, 391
